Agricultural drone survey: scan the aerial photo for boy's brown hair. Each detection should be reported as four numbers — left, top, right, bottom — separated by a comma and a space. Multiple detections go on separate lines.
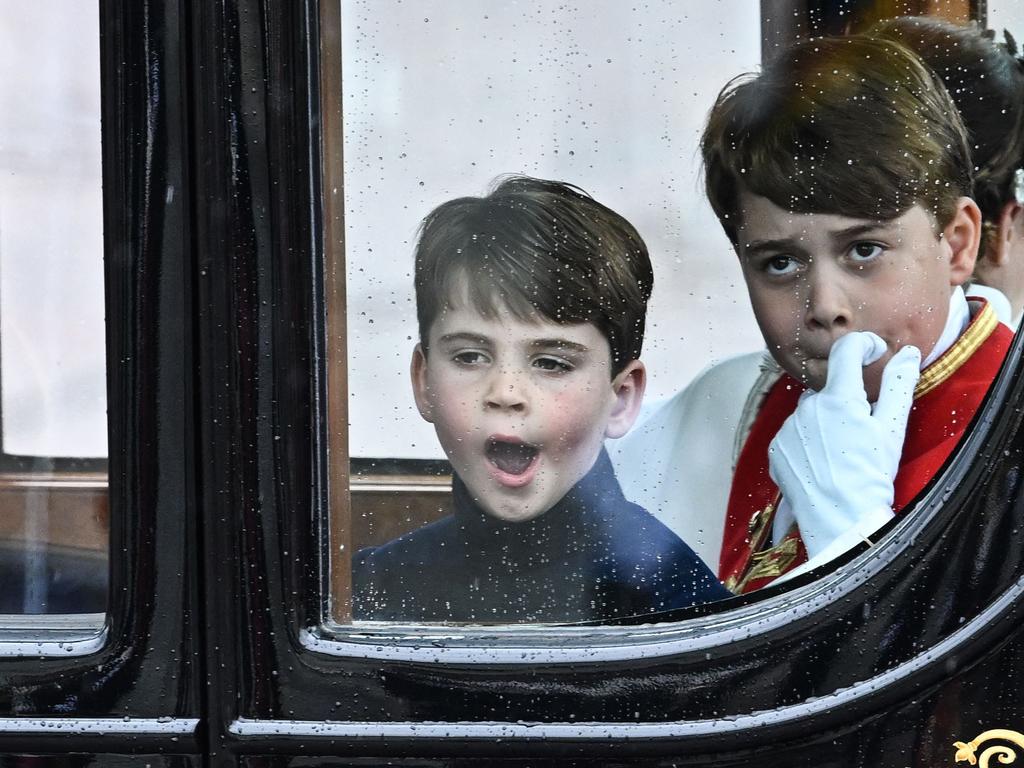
871, 17, 1024, 254
701, 35, 973, 245
413, 175, 653, 376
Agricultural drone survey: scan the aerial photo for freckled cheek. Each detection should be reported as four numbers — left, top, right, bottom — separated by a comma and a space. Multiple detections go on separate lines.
542, 391, 600, 449
429, 389, 479, 439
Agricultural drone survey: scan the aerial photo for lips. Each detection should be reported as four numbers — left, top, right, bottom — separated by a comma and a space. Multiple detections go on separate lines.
485, 437, 540, 487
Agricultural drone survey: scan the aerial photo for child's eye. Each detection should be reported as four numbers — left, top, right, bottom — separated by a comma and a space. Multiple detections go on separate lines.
532, 356, 574, 373
452, 350, 489, 366
849, 242, 884, 262
763, 254, 799, 276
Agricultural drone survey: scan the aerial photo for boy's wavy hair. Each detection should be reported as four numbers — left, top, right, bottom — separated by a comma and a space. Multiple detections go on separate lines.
871, 17, 1024, 255
414, 175, 653, 376
702, 34, 973, 245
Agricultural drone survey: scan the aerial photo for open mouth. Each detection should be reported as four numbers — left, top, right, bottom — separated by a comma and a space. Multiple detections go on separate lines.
485, 438, 540, 477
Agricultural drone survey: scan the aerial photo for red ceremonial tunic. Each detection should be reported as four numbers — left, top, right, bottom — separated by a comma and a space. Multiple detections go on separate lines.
719, 301, 1011, 594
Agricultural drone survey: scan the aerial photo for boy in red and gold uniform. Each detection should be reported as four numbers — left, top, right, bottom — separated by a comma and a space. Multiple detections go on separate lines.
699, 35, 1013, 593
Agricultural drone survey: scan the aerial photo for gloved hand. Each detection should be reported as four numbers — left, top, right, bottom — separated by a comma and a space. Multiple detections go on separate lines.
769, 332, 921, 558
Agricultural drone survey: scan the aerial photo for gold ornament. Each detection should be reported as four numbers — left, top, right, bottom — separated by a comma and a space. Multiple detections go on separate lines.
954, 729, 1024, 766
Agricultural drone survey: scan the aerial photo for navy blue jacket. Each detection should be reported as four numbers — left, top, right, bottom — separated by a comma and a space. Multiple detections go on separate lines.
353, 450, 729, 622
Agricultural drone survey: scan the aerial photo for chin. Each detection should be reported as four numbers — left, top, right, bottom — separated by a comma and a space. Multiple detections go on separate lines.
784, 357, 828, 392
482, 500, 547, 524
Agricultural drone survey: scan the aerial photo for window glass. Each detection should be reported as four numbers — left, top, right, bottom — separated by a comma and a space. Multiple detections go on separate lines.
328, 2, 1014, 628
330, 0, 761, 624
988, 1, 1024, 36
0, 3, 107, 618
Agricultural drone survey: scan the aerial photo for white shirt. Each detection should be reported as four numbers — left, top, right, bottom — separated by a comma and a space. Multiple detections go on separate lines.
966, 282, 1017, 330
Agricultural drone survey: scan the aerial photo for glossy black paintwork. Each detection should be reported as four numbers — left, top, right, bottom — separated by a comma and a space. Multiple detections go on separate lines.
4, 0, 1014, 764
0, 759, 200, 768
190, 0, 324, 760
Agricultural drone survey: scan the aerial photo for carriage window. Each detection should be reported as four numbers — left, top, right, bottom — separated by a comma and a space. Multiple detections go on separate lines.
325, 1, 1013, 628
0, 4, 107, 620
989, 1, 1024, 34
326, 0, 763, 624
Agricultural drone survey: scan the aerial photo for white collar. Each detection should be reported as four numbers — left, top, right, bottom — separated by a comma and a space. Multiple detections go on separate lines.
921, 287, 970, 369
965, 283, 1016, 330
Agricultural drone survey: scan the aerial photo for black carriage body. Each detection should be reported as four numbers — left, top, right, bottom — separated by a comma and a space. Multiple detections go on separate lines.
0, 0, 1021, 765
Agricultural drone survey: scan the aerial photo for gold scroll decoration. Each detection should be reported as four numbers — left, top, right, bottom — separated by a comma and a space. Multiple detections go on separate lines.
954, 729, 1024, 765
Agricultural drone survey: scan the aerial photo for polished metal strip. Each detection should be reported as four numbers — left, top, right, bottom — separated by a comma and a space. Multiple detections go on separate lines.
0, 717, 200, 735
0, 620, 107, 657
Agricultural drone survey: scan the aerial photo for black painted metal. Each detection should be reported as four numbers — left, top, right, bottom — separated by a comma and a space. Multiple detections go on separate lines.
5, 0, 1017, 763
0, 759, 201, 768
190, 0, 323, 763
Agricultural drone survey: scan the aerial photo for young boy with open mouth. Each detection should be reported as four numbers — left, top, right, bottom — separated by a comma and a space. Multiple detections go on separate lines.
352, 175, 732, 622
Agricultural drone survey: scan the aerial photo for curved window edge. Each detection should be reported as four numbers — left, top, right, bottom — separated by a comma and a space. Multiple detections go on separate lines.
248, 571, 1024, 739
308, 327, 1024, 664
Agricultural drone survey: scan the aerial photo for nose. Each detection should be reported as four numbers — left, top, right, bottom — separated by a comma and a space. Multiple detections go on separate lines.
484, 365, 529, 412
804, 262, 852, 333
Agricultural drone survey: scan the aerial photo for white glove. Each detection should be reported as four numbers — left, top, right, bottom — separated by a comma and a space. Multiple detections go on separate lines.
768, 332, 921, 559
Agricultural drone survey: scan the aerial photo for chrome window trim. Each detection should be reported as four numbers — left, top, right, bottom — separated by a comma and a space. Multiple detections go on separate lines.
0, 615, 106, 657
0, 717, 200, 735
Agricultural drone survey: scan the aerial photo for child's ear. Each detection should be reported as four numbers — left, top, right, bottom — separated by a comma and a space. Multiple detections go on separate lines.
410, 344, 435, 423
943, 197, 982, 286
604, 360, 646, 440
986, 201, 1024, 267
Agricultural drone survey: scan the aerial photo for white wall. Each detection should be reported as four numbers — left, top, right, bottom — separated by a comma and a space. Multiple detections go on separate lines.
988, 1, 1024, 37
0, 4, 106, 458
341, 0, 764, 459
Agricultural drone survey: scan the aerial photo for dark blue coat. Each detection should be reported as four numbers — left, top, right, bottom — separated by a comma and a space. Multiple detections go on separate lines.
353, 450, 729, 622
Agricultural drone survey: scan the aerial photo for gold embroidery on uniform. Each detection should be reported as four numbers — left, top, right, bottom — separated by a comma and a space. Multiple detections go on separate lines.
733, 537, 799, 594
727, 496, 781, 594
915, 302, 997, 399
954, 728, 1024, 765
748, 502, 775, 539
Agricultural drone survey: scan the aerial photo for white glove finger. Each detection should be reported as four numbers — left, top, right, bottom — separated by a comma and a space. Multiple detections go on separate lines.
822, 331, 887, 400
871, 345, 921, 428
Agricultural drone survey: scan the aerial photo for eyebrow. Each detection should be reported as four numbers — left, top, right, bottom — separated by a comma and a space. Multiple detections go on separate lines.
528, 339, 590, 353
742, 237, 803, 258
829, 222, 892, 242
742, 222, 893, 258
436, 333, 589, 353
437, 332, 491, 346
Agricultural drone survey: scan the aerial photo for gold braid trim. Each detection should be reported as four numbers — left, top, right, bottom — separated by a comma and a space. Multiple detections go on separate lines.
915, 302, 998, 399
